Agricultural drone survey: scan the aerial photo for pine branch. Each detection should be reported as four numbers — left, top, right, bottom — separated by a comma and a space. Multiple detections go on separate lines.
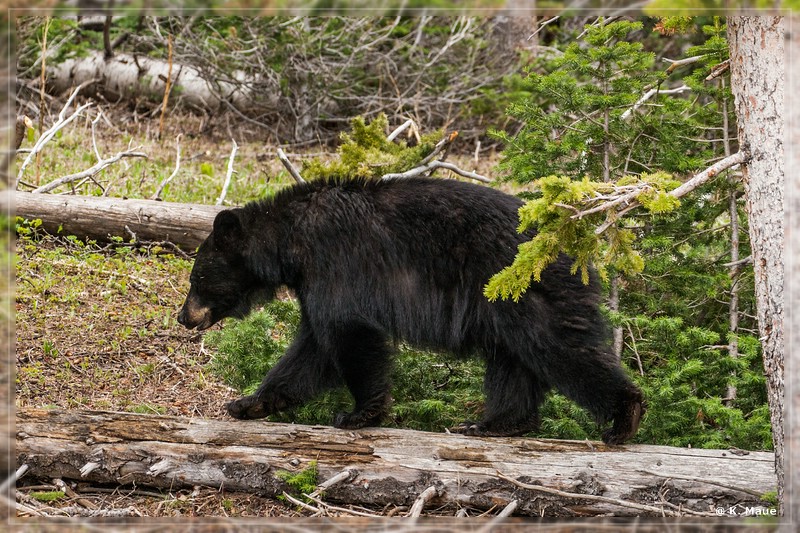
590, 150, 749, 235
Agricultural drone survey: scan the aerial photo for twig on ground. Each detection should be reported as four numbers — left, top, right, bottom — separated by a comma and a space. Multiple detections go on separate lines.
216, 139, 238, 205
281, 492, 324, 516
308, 469, 354, 499
637, 469, 764, 498
53, 478, 98, 510
496, 499, 518, 517
495, 471, 716, 517
152, 134, 182, 200
407, 485, 438, 517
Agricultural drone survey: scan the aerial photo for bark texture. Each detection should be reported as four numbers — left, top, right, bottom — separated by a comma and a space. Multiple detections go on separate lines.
727, 16, 785, 513
784, 16, 800, 531
15, 408, 777, 518
47, 50, 261, 113
9, 190, 225, 251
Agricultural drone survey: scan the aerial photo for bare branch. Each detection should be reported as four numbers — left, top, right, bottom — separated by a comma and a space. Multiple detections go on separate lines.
31, 149, 148, 194
152, 135, 182, 201
669, 150, 749, 198
216, 139, 238, 205
277, 148, 306, 184
16, 81, 96, 188
428, 161, 492, 183
706, 59, 731, 81
621, 85, 691, 121
387, 119, 416, 142
407, 485, 438, 517
664, 54, 707, 73
495, 471, 716, 517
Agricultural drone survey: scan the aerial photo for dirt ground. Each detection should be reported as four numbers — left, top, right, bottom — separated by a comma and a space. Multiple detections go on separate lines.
13, 233, 322, 519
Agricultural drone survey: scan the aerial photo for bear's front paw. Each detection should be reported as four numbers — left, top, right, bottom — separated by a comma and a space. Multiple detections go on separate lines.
226, 396, 271, 420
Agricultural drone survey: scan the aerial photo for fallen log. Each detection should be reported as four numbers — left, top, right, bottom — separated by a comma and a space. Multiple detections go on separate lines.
15, 408, 777, 517
9, 191, 225, 251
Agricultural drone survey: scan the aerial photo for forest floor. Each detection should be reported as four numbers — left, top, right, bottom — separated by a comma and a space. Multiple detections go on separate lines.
12, 107, 503, 520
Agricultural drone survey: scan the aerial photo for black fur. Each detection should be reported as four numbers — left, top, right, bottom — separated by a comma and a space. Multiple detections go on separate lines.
178, 177, 644, 444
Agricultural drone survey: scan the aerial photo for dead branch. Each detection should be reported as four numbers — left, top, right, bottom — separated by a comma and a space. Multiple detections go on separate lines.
387, 119, 417, 142
494, 471, 716, 517
30, 148, 148, 194
621, 85, 691, 121
407, 485, 438, 517
278, 148, 306, 184
590, 150, 750, 235
216, 139, 238, 205
158, 34, 174, 138
16, 81, 95, 189
152, 134, 182, 200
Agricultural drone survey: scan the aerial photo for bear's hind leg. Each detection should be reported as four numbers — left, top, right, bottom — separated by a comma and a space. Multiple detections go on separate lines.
328, 321, 394, 430
453, 356, 546, 437
551, 351, 645, 445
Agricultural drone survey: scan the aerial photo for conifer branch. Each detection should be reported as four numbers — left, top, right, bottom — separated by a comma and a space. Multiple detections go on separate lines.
590, 150, 749, 234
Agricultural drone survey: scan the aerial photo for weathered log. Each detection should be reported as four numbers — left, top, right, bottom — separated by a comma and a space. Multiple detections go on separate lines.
9, 191, 225, 250
47, 50, 265, 113
15, 408, 777, 517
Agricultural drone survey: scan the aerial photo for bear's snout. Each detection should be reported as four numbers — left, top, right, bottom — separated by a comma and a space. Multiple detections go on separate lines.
177, 297, 213, 331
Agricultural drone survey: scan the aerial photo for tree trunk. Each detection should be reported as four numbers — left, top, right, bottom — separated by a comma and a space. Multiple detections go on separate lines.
784, 15, 800, 531
15, 408, 777, 518
8, 190, 225, 250
727, 16, 785, 514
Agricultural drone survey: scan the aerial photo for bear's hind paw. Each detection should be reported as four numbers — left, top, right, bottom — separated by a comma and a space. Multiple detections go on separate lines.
450, 420, 532, 437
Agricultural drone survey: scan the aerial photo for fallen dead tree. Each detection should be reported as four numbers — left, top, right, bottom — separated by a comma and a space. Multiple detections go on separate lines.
16, 408, 776, 518
9, 191, 225, 251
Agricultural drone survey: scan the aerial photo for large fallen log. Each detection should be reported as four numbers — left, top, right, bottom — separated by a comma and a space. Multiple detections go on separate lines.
9, 191, 225, 251
15, 408, 777, 517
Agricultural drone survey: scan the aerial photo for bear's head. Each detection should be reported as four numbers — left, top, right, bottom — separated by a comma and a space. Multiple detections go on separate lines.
178, 209, 262, 331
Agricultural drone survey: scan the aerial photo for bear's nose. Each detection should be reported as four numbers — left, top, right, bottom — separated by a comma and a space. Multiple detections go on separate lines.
177, 307, 188, 326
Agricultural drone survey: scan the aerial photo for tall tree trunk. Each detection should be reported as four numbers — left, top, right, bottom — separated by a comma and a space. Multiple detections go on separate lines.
784, 15, 800, 531
721, 76, 741, 404
727, 16, 785, 514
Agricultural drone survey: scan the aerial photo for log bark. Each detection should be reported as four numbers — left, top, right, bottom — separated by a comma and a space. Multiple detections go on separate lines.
8, 191, 225, 251
47, 50, 263, 113
785, 15, 800, 530
16, 408, 777, 518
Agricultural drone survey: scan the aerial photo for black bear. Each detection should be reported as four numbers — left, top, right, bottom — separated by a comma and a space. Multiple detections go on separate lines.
178, 177, 644, 444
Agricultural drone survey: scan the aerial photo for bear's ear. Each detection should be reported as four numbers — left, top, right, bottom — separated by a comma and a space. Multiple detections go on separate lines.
213, 209, 244, 253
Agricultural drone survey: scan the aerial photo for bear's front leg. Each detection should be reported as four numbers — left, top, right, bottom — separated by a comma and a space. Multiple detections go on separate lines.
226, 320, 340, 421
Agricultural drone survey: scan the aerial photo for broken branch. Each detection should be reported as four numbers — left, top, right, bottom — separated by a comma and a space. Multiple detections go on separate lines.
278, 148, 306, 184
216, 139, 238, 205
